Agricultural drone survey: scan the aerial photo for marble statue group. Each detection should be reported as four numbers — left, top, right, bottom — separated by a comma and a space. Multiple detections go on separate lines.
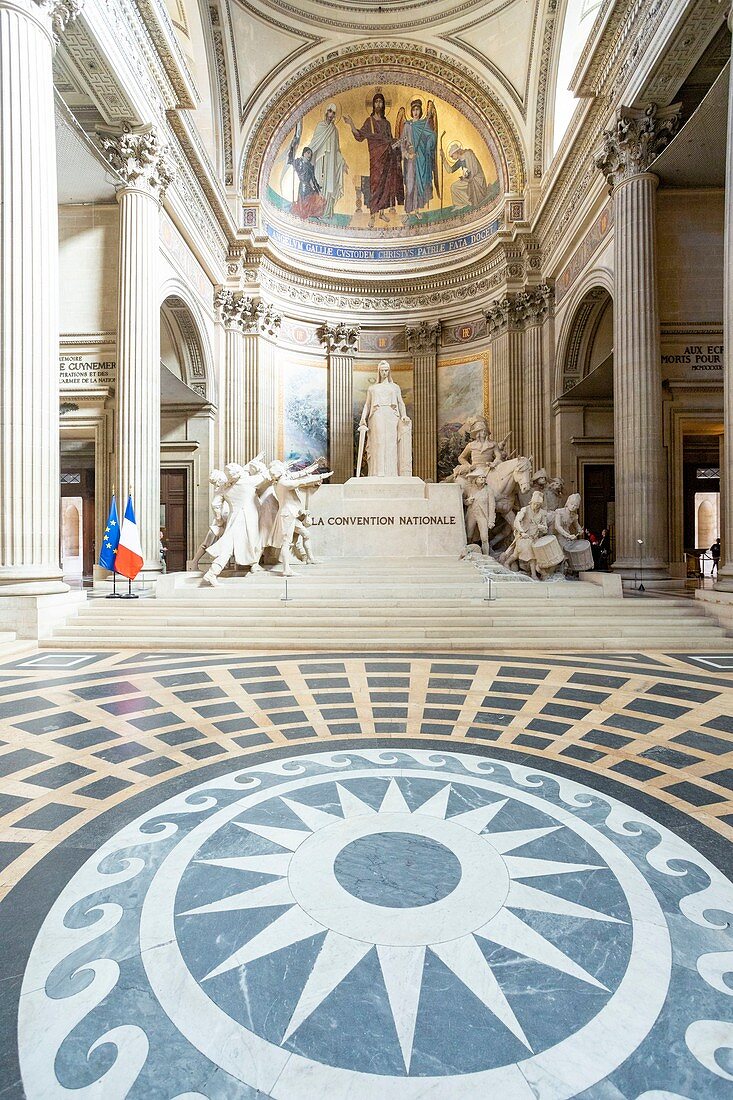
448, 415, 593, 579
191, 456, 331, 585
190, 361, 591, 584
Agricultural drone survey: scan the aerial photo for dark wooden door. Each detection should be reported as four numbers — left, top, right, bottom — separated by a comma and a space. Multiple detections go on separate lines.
583, 464, 615, 540
160, 467, 188, 573
60, 466, 95, 578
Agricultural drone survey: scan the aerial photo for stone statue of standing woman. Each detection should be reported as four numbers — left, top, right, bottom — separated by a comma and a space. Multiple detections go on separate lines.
357, 360, 412, 477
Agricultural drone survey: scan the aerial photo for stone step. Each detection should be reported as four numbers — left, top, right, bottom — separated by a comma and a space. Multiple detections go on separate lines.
79, 598, 710, 617
51, 620, 726, 642
44, 632, 732, 651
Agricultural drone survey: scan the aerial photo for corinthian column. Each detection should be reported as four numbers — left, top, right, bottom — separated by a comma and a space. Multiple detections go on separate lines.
597, 103, 680, 579
319, 322, 360, 481
405, 321, 441, 481
99, 122, 175, 571
716, 12, 733, 590
0, 0, 81, 595
517, 285, 553, 468
257, 304, 281, 460
486, 298, 523, 453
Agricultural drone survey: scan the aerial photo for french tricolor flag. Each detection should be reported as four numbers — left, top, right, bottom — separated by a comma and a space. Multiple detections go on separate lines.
115, 494, 144, 580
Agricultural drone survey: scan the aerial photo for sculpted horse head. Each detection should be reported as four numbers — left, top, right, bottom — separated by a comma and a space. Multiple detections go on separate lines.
487, 455, 532, 499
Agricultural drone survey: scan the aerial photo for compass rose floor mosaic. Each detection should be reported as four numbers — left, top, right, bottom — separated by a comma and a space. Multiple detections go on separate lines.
1, 647, 733, 1098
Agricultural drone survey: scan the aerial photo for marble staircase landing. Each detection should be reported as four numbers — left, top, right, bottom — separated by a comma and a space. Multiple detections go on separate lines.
44, 558, 733, 652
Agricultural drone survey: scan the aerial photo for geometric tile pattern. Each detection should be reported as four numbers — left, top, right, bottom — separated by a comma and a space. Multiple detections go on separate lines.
1, 647, 732, 900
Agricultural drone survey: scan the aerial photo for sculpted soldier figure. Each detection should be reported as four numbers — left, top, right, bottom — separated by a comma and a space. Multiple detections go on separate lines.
268, 461, 332, 576
502, 490, 549, 580
202, 456, 270, 586
191, 469, 230, 571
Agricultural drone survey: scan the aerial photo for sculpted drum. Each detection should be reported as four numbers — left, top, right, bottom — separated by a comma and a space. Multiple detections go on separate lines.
533, 534, 564, 571
567, 538, 594, 572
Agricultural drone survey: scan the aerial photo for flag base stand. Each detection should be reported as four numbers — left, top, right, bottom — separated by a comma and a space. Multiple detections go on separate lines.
105, 571, 123, 599
121, 577, 139, 600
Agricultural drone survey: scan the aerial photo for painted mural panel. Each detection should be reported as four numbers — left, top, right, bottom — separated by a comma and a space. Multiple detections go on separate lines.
281, 358, 328, 466
437, 355, 489, 481
267, 84, 500, 236
353, 362, 414, 473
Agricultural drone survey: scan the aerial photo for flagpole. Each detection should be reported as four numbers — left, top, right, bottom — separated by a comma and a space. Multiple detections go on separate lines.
105, 485, 123, 599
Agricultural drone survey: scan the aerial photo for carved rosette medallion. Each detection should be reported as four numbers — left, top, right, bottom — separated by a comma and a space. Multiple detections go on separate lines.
596, 103, 682, 191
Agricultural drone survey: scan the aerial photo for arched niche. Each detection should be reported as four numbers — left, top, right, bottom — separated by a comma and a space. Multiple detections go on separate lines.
160, 293, 214, 406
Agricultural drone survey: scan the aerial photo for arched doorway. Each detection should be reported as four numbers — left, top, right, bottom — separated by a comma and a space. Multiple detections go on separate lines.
160, 294, 213, 573
554, 286, 614, 542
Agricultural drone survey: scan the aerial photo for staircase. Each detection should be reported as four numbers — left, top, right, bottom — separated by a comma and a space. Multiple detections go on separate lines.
43, 559, 733, 652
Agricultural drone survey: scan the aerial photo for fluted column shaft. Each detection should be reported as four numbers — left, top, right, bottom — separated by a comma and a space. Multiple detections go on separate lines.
524, 321, 544, 467
406, 322, 440, 481
241, 332, 259, 461
0, 0, 66, 591
221, 322, 245, 462
258, 338, 278, 460
115, 185, 161, 570
716, 11, 733, 589
612, 172, 667, 575
489, 326, 523, 452
329, 355, 354, 480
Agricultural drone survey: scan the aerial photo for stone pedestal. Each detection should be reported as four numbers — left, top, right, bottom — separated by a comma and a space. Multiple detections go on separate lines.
308, 477, 466, 558
0, 0, 72, 596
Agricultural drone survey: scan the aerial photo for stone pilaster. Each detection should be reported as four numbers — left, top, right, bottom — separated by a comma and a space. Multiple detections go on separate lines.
486, 298, 523, 453
256, 304, 281, 461
717, 12, 733, 590
405, 321, 441, 481
517, 285, 553, 469
100, 122, 175, 571
596, 103, 680, 579
0, 0, 82, 593
319, 322, 360, 481
215, 290, 261, 464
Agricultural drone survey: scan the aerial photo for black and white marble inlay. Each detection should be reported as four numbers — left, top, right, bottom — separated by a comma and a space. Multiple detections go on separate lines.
15, 748, 733, 1097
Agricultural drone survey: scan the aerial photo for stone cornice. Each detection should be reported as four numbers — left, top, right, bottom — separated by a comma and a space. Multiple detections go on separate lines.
254, 230, 545, 318
534, 0, 671, 260
596, 103, 681, 190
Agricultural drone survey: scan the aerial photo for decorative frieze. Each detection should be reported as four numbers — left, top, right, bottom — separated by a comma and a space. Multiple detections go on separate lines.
98, 122, 176, 198
596, 103, 681, 191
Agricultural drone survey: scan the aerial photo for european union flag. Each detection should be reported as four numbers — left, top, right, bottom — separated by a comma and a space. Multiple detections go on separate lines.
99, 494, 120, 571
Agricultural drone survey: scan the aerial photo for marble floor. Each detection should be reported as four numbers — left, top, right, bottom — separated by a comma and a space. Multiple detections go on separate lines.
1, 647, 732, 1098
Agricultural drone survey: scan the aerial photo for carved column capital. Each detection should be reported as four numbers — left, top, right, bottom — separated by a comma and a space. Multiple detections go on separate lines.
98, 122, 176, 199
215, 290, 264, 333
258, 303, 282, 338
485, 297, 518, 335
405, 320, 441, 354
515, 284, 554, 327
596, 103, 681, 191
32, 0, 82, 39
318, 322, 361, 355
